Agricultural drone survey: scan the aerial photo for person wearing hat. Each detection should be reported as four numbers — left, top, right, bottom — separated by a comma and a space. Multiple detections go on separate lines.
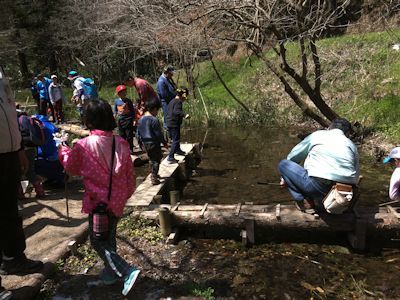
383, 147, 400, 200
124, 75, 159, 121
157, 65, 177, 129
114, 85, 135, 152
68, 70, 87, 126
278, 118, 360, 213
48, 75, 66, 124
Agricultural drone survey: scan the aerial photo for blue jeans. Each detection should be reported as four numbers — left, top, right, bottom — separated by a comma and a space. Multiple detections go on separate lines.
89, 215, 132, 278
161, 100, 168, 129
278, 159, 333, 204
168, 126, 181, 160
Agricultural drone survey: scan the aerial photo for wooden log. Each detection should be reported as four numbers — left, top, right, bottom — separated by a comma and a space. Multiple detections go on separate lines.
57, 124, 89, 137
132, 204, 400, 245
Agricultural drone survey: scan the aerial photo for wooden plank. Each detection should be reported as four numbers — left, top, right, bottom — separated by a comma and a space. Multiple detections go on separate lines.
171, 202, 180, 212
126, 143, 196, 207
200, 203, 209, 218
387, 205, 400, 219
235, 203, 242, 216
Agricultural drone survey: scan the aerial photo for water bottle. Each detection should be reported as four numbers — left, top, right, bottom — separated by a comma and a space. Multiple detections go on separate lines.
92, 203, 109, 240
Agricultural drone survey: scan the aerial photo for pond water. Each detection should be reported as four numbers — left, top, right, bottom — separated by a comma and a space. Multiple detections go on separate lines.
182, 125, 391, 206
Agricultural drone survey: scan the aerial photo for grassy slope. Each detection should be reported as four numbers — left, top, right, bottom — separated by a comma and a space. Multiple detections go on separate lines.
15, 30, 400, 140
182, 30, 400, 140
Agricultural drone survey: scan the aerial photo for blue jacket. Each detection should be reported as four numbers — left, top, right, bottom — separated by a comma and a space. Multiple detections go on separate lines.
35, 114, 59, 161
36, 77, 52, 101
156, 74, 176, 104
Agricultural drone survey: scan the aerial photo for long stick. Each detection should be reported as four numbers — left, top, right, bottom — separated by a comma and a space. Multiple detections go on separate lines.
197, 87, 210, 122
65, 174, 70, 222
379, 199, 400, 207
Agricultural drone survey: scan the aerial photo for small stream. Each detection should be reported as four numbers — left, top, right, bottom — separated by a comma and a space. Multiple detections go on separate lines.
182, 126, 391, 206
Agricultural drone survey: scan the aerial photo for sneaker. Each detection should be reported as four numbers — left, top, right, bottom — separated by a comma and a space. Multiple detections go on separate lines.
294, 199, 315, 214
175, 150, 186, 156
122, 268, 140, 296
151, 177, 161, 185
0, 255, 43, 275
0, 287, 12, 300
100, 267, 118, 285
166, 158, 178, 164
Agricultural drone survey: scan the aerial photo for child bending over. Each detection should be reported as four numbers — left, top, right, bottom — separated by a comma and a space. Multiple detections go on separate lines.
383, 147, 400, 200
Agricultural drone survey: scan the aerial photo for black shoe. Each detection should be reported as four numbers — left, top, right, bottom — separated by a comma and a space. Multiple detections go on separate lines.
175, 150, 186, 156
0, 287, 12, 300
0, 255, 43, 275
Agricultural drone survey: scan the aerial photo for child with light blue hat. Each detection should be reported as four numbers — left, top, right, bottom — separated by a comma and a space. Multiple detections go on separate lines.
383, 146, 400, 200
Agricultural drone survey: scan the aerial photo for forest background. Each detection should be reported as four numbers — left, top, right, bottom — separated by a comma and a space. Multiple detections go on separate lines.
1, 0, 400, 140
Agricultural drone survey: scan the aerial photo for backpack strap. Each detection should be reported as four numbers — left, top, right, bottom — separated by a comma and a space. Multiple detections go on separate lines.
107, 136, 116, 202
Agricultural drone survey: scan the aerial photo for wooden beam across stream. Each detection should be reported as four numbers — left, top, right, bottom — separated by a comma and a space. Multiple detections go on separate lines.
126, 143, 197, 207
131, 204, 400, 249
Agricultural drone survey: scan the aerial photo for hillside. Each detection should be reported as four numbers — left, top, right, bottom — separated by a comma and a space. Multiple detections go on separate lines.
183, 30, 400, 141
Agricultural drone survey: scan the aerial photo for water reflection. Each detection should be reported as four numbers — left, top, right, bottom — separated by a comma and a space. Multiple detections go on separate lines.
183, 126, 391, 206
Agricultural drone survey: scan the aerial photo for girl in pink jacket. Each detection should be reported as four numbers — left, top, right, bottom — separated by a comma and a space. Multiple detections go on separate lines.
59, 100, 139, 296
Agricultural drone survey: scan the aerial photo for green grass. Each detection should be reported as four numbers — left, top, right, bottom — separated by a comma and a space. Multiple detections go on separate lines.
14, 30, 400, 141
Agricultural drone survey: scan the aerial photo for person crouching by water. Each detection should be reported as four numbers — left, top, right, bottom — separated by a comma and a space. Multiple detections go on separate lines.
137, 98, 167, 185
58, 100, 140, 296
114, 85, 135, 153
383, 147, 400, 201
278, 118, 359, 214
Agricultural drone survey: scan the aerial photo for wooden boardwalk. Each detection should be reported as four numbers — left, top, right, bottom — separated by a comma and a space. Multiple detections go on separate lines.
126, 143, 196, 207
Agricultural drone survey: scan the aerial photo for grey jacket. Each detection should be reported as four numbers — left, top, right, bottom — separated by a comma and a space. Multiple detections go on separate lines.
0, 68, 22, 154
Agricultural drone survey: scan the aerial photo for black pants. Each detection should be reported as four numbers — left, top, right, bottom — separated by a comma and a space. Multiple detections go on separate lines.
144, 143, 162, 178
39, 99, 55, 121
0, 152, 26, 265
118, 118, 134, 152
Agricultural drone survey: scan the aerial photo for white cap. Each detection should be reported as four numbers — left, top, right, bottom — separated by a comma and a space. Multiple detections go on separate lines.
51, 74, 57, 79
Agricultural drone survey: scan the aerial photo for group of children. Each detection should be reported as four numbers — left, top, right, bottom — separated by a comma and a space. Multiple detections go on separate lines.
114, 83, 190, 185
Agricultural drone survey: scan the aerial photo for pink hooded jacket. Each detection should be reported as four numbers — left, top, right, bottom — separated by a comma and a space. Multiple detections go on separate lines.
59, 130, 135, 217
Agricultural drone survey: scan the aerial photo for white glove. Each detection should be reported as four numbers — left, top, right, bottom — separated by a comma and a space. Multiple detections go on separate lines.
53, 130, 69, 147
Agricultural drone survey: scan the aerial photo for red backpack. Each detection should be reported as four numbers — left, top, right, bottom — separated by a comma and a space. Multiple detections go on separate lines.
18, 115, 46, 147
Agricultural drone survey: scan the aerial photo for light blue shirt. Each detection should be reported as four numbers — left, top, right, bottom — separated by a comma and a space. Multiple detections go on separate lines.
287, 129, 359, 184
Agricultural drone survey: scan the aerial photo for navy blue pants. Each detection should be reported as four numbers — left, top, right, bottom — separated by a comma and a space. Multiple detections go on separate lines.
167, 126, 182, 160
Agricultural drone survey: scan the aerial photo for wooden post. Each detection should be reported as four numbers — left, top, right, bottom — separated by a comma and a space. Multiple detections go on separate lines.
170, 190, 180, 206
200, 203, 209, 218
347, 218, 367, 250
153, 195, 162, 205
158, 207, 172, 237
67, 240, 78, 256
245, 218, 255, 245
178, 161, 187, 181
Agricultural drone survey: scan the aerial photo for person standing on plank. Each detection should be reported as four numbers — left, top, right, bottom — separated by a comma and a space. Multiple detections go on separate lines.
114, 85, 135, 153
125, 75, 159, 121
156, 65, 177, 129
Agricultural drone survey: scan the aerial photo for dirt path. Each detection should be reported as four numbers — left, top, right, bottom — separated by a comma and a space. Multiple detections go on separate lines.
2, 180, 88, 299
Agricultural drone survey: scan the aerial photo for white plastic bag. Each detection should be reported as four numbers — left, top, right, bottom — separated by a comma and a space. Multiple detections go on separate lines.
323, 183, 353, 214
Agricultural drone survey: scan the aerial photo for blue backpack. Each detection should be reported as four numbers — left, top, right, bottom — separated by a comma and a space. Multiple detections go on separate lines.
79, 77, 98, 99
18, 115, 46, 147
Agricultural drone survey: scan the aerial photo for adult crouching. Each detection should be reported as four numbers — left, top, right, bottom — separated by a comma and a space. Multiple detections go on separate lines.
278, 118, 359, 214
